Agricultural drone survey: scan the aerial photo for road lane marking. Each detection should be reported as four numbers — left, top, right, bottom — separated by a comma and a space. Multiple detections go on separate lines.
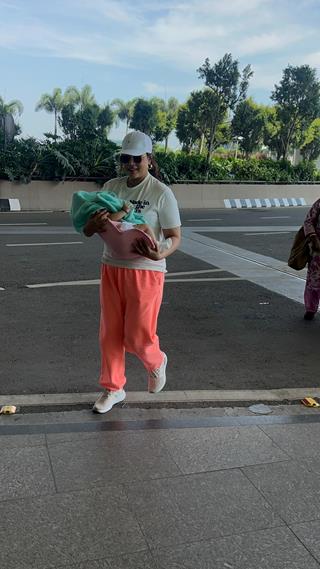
180, 231, 307, 305
164, 278, 243, 282
27, 280, 100, 288
0, 223, 48, 226
6, 242, 83, 247
260, 216, 291, 219
183, 225, 300, 233
167, 269, 224, 276
243, 232, 291, 236
26, 276, 243, 288
186, 218, 223, 222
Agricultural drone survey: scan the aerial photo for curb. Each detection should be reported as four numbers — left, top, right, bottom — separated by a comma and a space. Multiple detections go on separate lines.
1, 389, 320, 413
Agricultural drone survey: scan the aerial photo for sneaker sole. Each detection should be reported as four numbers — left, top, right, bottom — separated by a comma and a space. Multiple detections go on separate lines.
92, 392, 126, 414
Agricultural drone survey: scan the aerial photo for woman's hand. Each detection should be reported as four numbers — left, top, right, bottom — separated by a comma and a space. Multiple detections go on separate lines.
83, 210, 110, 236
134, 223, 157, 246
132, 237, 163, 260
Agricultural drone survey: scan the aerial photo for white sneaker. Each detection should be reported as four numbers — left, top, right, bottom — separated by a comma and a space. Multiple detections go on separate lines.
148, 353, 167, 393
93, 389, 126, 414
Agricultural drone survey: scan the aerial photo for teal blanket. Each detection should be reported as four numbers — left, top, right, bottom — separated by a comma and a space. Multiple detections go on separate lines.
70, 190, 145, 233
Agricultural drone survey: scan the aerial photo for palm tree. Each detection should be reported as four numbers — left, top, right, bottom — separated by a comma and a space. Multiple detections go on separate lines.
35, 88, 64, 136
0, 96, 23, 146
64, 84, 96, 110
111, 98, 136, 134
0, 96, 23, 119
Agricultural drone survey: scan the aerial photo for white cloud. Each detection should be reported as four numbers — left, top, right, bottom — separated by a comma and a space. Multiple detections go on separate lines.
299, 51, 320, 68
71, 0, 142, 25
143, 82, 197, 97
250, 68, 281, 91
1, 0, 318, 95
237, 30, 306, 57
143, 82, 167, 94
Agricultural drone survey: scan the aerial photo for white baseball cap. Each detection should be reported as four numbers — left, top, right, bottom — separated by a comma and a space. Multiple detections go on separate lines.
121, 131, 152, 156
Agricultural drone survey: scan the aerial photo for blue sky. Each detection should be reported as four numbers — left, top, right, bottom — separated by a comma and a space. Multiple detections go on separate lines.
1, 0, 319, 144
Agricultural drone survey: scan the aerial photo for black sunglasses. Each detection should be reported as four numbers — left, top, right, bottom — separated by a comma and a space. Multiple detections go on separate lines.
120, 154, 145, 164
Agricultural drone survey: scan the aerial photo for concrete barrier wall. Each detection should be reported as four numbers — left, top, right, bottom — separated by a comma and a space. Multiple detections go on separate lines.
0, 179, 320, 210
0, 180, 98, 211
171, 183, 320, 209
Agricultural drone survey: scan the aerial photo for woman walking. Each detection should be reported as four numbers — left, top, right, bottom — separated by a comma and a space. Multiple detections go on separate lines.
303, 198, 320, 320
84, 131, 181, 412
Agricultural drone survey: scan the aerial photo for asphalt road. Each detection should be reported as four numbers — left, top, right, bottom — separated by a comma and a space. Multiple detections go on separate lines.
0, 206, 318, 395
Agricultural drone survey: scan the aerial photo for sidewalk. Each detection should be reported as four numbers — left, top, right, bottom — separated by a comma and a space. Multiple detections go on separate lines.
1, 404, 320, 568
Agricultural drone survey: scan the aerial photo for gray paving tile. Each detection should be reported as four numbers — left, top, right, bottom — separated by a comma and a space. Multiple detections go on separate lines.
243, 460, 320, 524
55, 550, 157, 569
47, 431, 181, 492
303, 456, 320, 476
104, 551, 157, 569
152, 527, 320, 569
126, 469, 283, 548
261, 423, 320, 458
159, 426, 288, 474
291, 520, 320, 563
0, 446, 55, 501
0, 433, 45, 449
0, 486, 146, 569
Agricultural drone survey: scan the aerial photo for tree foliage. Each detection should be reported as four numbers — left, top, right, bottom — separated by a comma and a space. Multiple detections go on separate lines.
0, 96, 23, 147
2, 56, 320, 184
271, 65, 320, 159
197, 53, 253, 171
111, 98, 137, 133
35, 88, 65, 136
300, 118, 320, 161
129, 98, 159, 135
152, 97, 179, 151
232, 98, 265, 156
176, 89, 231, 154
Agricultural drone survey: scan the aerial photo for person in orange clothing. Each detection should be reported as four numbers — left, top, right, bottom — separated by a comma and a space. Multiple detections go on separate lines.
84, 131, 181, 413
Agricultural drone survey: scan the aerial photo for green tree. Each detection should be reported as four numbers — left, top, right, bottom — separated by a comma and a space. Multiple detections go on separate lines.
232, 98, 265, 156
176, 103, 200, 153
176, 90, 231, 155
59, 103, 114, 141
111, 98, 137, 134
271, 65, 320, 160
97, 104, 114, 137
35, 88, 65, 136
197, 53, 253, 171
58, 84, 113, 141
129, 98, 159, 136
300, 118, 320, 161
64, 84, 96, 110
153, 97, 179, 152
0, 96, 23, 119
261, 105, 283, 160
0, 96, 23, 147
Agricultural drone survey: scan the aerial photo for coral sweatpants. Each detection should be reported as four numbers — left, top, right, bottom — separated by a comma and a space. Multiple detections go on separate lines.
99, 264, 165, 391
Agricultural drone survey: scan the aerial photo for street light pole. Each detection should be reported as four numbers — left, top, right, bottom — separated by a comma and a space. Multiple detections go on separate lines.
234, 136, 244, 159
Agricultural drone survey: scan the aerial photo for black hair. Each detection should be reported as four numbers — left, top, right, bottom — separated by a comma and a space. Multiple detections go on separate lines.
147, 154, 162, 181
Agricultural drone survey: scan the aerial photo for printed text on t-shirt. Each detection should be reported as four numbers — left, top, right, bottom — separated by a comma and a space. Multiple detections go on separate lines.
130, 199, 150, 213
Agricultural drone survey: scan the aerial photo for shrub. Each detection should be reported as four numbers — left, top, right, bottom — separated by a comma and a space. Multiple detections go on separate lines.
0, 138, 319, 184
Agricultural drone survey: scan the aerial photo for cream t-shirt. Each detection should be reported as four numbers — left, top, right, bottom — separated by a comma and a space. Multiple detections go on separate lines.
101, 173, 181, 272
